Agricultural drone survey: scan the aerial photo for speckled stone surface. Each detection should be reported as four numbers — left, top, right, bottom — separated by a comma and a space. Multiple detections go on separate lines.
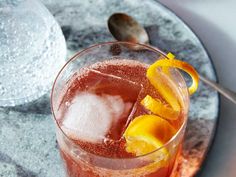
0, 0, 219, 177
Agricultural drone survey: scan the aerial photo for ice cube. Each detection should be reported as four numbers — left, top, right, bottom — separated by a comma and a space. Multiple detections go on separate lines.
61, 92, 129, 143
102, 94, 129, 122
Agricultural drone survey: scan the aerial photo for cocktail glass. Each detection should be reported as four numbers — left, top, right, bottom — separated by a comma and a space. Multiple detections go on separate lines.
51, 42, 189, 177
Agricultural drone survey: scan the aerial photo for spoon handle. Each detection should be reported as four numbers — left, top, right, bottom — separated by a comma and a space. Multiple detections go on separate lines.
200, 75, 236, 104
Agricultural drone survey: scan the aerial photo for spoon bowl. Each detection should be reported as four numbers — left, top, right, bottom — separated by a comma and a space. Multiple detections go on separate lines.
108, 13, 149, 45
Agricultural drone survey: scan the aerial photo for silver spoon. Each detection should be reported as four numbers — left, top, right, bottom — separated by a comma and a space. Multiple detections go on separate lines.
108, 13, 236, 104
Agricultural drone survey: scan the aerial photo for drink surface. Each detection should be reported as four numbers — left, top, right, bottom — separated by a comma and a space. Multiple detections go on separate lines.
57, 59, 183, 177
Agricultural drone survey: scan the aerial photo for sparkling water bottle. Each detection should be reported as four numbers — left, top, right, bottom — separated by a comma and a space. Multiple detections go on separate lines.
0, 0, 67, 106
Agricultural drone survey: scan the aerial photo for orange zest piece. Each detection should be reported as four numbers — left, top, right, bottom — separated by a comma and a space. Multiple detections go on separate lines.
141, 95, 179, 120
162, 52, 175, 74
166, 52, 175, 60
148, 58, 199, 95
147, 65, 181, 112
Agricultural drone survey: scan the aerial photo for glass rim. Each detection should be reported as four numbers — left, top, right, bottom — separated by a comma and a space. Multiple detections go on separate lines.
51, 41, 190, 160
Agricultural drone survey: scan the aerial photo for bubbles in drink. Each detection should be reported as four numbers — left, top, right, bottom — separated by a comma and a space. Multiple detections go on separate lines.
57, 60, 160, 158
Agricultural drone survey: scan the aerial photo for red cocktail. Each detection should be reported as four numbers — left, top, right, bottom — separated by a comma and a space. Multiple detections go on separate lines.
51, 42, 196, 177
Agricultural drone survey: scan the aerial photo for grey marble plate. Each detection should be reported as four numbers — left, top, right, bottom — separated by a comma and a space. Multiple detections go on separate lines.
0, 0, 219, 177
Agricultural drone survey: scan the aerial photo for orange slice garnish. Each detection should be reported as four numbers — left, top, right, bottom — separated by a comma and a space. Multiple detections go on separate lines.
124, 115, 176, 156
123, 52, 199, 161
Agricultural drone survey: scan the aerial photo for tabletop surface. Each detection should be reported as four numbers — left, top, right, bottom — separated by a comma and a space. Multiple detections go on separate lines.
0, 0, 229, 177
